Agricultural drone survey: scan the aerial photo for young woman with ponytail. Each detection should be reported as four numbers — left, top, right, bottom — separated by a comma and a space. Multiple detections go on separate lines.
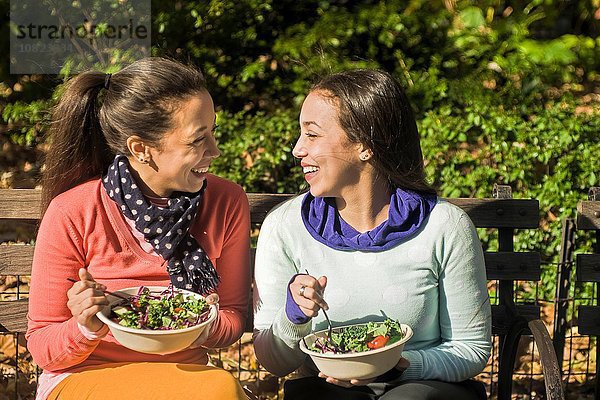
26, 57, 250, 400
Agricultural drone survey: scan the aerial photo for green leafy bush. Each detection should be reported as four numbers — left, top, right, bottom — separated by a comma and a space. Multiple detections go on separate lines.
212, 109, 304, 194
1, 0, 598, 300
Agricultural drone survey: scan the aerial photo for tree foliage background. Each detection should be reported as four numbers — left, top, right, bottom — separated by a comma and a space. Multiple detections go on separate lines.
1, 0, 599, 297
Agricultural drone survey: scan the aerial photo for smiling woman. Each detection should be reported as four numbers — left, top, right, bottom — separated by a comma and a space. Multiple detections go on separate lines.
253, 70, 491, 400
128, 92, 221, 197
26, 57, 250, 400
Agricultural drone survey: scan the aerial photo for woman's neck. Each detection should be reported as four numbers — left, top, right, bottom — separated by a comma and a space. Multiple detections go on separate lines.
336, 178, 392, 233
126, 157, 171, 198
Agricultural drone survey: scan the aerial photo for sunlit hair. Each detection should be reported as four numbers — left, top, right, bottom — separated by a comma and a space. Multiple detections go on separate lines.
41, 57, 208, 214
311, 69, 436, 195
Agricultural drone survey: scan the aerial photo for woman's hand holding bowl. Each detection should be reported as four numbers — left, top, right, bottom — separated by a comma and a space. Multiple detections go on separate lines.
190, 292, 220, 348
318, 357, 410, 387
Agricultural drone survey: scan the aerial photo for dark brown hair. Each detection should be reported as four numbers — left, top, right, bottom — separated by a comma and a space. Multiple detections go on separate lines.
41, 57, 207, 215
311, 69, 436, 195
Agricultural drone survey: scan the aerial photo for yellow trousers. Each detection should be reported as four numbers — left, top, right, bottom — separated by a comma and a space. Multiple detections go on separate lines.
48, 362, 247, 400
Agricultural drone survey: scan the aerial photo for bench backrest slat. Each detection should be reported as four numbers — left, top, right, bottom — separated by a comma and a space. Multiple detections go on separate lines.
0, 245, 34, 275
576, 201, 600, 230
247, 193, 294, 224
0, 189, 539, 228
0, 189, 42, 220
575, 254, 600, 282
578, 306, 600, 335
491, 304, 540, 335
0, 299, 29, 332
446, 198, 539, 228
0, 248, 542, 283
484, 252, 540, 281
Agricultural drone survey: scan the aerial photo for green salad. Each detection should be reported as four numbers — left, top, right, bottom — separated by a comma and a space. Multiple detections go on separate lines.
308, 318, 404, 354
109, 286, 210, 330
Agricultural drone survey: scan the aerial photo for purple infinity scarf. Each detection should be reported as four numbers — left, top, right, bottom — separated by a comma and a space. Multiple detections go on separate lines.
301, 188, 437, 251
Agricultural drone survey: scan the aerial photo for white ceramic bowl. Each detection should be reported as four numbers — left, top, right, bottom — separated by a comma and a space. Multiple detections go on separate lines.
299, 323, 413, 380
97, 286, 217, 355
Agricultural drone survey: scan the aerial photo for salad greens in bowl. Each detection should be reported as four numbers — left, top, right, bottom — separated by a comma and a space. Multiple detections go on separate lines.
97, 286, 217, 355
299, 319, 413, 380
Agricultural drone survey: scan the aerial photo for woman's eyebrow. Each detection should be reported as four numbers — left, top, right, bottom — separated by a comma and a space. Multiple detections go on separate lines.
192, 125, 208, 135
302, 120, 321, 128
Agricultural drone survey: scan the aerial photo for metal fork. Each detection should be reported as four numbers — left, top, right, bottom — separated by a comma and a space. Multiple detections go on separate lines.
67, 277, 132, 303
304, 269, 333, 341
316, 292, 334, 342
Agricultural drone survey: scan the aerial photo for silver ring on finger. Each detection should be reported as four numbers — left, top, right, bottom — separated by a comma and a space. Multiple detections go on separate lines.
299, 285, 306, 297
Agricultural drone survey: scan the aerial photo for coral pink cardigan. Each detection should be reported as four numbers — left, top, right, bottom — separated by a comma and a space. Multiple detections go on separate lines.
26, 175, 250, 398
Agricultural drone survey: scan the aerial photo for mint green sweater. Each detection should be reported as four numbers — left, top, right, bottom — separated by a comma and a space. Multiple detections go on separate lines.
253, 196, 491, 382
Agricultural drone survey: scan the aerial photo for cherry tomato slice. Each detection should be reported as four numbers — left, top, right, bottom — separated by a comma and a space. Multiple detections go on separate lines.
367, 335, 389, 349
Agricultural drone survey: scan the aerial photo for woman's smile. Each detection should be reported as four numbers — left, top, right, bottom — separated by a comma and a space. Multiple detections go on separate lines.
302, 164, 320, 182
191, 166, 210, 179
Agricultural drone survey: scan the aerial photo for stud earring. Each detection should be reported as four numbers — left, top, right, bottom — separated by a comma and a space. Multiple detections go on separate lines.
139, 158, 148, 164
360, 154, 369, 161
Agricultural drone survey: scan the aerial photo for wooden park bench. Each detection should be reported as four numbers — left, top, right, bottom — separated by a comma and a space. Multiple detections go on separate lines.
575, 187, 600, 400
0, 184, 564, 400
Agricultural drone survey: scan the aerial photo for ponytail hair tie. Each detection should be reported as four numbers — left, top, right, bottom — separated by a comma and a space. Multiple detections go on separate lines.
104, 73, 112, 90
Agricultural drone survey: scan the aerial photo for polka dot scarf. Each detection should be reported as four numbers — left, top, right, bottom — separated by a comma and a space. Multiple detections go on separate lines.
102, 155, 219, 295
